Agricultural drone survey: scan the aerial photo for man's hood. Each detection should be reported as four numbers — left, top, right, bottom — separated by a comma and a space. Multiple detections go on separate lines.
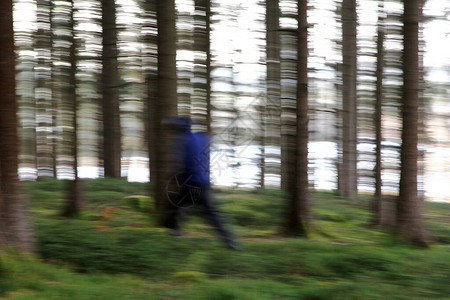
164, 116, 192, 132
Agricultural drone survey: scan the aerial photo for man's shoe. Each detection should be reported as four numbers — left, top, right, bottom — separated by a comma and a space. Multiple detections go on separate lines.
226, 240, 242, 251
169, 229, 186, 237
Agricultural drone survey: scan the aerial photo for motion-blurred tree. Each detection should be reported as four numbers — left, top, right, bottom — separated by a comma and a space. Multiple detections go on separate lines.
0, 0, 34, 252
152, 0, 178, 223
396, 0, 427, 246
417, 0, 427, 202
62, 0, 83, 217
295, 0, 311, 228
374, 0, 385, 225
177, 1, 192, 117
340, 0, 358, 200
139, 0, 157, 189
264, 0, 281, 189
204, 0, 212, 136
101, 0, 122, 178
280, 0, 297, 196
192, 0, 212, 134
284, 0, 310, 236
382, 3, 403, 206
35, 0, 55, 178
16, 0, 38, 181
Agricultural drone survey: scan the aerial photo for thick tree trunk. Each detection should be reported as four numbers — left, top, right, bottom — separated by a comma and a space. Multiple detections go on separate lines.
0, 0, 34, 252
340, 0, 358, 200
154, 0, 178, 224
102, 0, 122, 178
285, 0, 309, 236
396, 0, 427, 246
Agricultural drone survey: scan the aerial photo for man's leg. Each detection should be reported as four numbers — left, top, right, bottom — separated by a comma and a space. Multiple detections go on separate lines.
164, 189, 184, 233
164, 203, 181, 231
164, 181, 191, 233
200, 187, 238, 249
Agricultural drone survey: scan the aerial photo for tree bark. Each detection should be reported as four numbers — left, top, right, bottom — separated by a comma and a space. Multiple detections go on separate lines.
266, 0, 282, 190
193, 0, 211, 132
62, 0, 82, 217
205, 1, 212, 137
374, 0, 385, 225
396, 0, 427, 246
285, 0, 309, 236
154, 0, 178, 224
141, 0, 158, 190
340, 0, 358, 200
35, 0, 54, 178
417, 0, 426, 202
264, 0, 282, 189
102, 0, 122, 178
259, 98, 266, 189
0, 0, 34, 252
296, 0, 311, 226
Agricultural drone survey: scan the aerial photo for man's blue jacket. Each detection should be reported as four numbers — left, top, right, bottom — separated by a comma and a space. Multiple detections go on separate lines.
168, 116, 210, 187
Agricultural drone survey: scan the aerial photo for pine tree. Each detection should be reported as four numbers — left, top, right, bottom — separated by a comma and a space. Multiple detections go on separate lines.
101, 0, 122, 178
340, 0, 358, 200
396, 0, 427, 246
0, 0, 34, 252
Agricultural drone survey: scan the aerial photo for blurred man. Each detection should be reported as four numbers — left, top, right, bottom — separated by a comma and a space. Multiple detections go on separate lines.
163, 116, 238, 250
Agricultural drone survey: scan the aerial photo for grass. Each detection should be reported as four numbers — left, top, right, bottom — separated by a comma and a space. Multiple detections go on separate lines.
1, 178, 449, 299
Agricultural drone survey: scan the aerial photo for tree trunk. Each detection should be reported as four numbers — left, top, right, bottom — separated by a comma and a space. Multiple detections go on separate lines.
340, 0, 358, 200
35, 0, 54, 178
266, 0, 282, 190
285, 0, 309, 236
193, 0, 211, 132
102, 0, 122, 178
374, 0, 385, 225
396, 0, 427, 246
49, 2, 57, 178
191, 0, 211, 184
259, 99, 266, 189
177, 8, 192, 117
417, 0, 426, 202
62, 0, 82, 217
205, 1, 212, 137
0, 0, 34, 252
263, 0, 282, 189
141, 0, 157, 199
296, 0, 311, 225
154, 0, 178, 224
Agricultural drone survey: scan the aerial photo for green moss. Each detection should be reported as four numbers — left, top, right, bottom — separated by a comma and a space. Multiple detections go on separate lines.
124, 195, 153, 213
173, 271, 208, 282
2, 180, 448, 299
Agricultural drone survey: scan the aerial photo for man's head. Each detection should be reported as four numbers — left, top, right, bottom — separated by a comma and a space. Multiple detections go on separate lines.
163, 116, 192, 133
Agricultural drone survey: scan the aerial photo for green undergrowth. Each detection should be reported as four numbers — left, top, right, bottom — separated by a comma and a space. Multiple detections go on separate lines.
1, 178, 449, 299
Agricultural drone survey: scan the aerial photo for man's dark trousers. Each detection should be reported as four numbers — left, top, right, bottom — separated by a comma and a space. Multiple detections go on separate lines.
165, 185, 234, 247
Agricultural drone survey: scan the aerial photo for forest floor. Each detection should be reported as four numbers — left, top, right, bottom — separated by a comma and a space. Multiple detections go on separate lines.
1, 178, 449, 299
